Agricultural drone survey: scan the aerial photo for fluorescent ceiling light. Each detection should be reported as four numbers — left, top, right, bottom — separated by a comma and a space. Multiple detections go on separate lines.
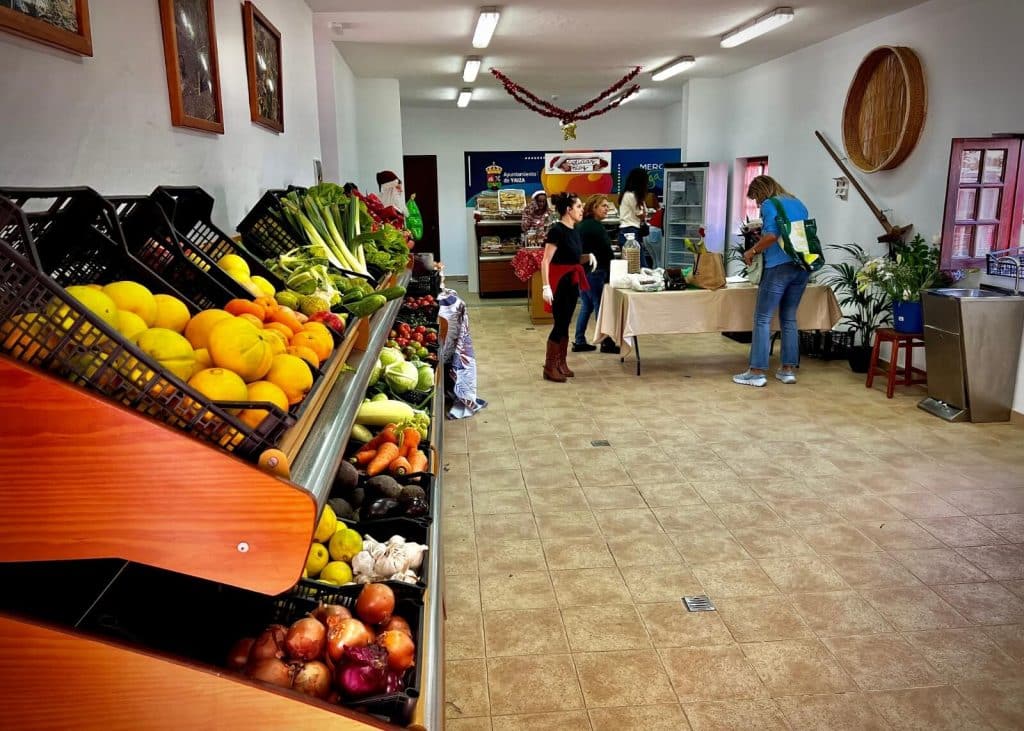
721, 7, 794, 48
617, 89, 640, 106
457, 88, 473, 108
472, 7, 501, 49
463, 56, 482, 83
651, 56, 695, 82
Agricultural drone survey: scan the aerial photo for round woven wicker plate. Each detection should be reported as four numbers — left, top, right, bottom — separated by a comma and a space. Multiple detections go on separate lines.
842, 46, 927, 173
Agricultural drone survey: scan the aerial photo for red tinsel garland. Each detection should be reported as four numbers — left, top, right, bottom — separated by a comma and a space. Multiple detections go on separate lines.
490, 67, 642, 125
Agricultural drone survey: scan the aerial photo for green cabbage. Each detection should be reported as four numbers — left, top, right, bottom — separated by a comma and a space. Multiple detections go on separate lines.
378, 347, 404, 367
368, 357, 383, 387
415, 363, 434, 391
385, 361, 419, 394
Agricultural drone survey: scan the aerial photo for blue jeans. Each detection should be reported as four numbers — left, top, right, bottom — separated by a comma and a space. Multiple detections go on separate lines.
750, 262, 810, 370
574, 270, 606, 344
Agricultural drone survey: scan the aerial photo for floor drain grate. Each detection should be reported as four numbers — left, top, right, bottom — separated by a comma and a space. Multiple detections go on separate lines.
590, 440, 611, 447
683, 595, 716, 612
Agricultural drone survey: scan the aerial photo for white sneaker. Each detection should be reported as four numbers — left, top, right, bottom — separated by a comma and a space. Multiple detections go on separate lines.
732, 370, 767, 387
775, 370, 797, 384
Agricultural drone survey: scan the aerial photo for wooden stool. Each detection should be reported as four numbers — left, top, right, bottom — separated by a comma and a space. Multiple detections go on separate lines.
866, 328, 927, 398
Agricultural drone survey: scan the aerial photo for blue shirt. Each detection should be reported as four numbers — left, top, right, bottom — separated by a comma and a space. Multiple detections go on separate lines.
760, 196, 809, 268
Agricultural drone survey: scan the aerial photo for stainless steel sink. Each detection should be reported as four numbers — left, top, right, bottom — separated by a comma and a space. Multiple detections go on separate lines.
928, 288, 1008, 298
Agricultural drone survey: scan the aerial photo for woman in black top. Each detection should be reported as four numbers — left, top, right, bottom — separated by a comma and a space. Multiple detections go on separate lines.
540, 192, 595, 382
573, 195, 618, 353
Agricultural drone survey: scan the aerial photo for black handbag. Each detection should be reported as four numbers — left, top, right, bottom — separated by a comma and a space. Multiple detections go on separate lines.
638, 222, 651, 238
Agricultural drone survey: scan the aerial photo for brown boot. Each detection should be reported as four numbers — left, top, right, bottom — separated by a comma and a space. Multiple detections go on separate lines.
558, 338, 575, 377
543, 339, 566, 382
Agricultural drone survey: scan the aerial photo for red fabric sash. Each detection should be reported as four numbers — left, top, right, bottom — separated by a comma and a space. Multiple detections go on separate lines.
544, 263, 589, 313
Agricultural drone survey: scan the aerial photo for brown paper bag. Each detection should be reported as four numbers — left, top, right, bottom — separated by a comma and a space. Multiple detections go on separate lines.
689, 251, 726, 290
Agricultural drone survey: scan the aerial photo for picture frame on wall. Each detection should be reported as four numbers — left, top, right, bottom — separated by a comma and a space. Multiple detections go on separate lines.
242, 1, 283, 133
0, 0, 93, 56
158, 0, 224, 134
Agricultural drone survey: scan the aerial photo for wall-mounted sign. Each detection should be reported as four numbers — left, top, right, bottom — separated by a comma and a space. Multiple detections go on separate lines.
544, 152, 612, 175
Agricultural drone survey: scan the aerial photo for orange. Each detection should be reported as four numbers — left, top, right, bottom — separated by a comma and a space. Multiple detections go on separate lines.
291, 328, 333, 363
268, 307, 303, 335
262, 328, 288, 356
238, 380, 290, 429
263, 321, 295, 339
192, 347, 213, 376
135, 328, 196, 381
207, 317, 275, 382
102, 281, 157, 326
264, 353, 314, 405
287, 345, 320, 369
253, 296, 279, 317
153, 294, 191, 333
224, 298, 266, 320
188, 368, 249, 413
184, 309, 232, 350
237, 313, 264, 329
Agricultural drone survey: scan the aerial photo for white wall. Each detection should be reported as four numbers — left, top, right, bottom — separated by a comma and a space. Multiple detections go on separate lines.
0, 0, 321, 233
685, 0, 1024, 415
401, 105, 681, 279
334, 52, 359, 185
356, 79, 404, 193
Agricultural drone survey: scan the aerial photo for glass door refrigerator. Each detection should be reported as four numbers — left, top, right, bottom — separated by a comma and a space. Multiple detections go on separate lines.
661, 162, 728, 268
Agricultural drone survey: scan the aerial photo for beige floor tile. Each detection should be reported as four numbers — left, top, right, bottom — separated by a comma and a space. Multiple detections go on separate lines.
795, 522, 882, 554
883, 492, 965, 518
527, 487, 589, 514
580, 484, 645, 509
626, 461, 683, 483
955, 679, 1024, 730
824, 552, 923, 587
533, 510, 600, 539
638, 602, 735, 648
904, 627, 1019, 683
983, 624, 1024, 663
588, 703, 689, 731
635, 481, 704, 507
574, 465, 633, 488
620, 564, 704, 604
447, 611, 486, 659
550, 567, 632, 607
823, 634, 942, 690
742, 639, 856, 696
933, 581, 1024, 625
489, 711, 588, 731
479, 571, 556, 611
445, 482, 474, 517
855, 520, 944, 550
757, 555, 849, 593
730, 524, 816, 558
958, 544, 1024, 580
472, 490, 532, 515
573, 649, 677, 707
976, 513, 1024, 542
917, 516, 1007, 546
867, 686, 991, 730
474, 512, 537, 541
767, 498, 843, 525
682, 699, 786, 730
486, 655, 583, 715
711, 502, 784, 529
477, 539, 547, 574
661, 646, 768, 703
483, 609, 569, 657
864, 585, 971, 630
523, 464, 580, 490
670, 529, 752, 564
541, 536, 615, 570
715, 596, 813, 642
1005, 580, 1024, 599
561, 604, 651, 651
446, 573, 482, 615
751, 478, 821, 502
593, 507, 662, 536
790, 590, 893, 637
944, 489, 1021, 515
615, 446, 670, 468
470, 451, 521, 472
692, 560, 780, 598
691, 480, 761, 504
832, 495, 908, 522
775, 693, 889, 730
606, 533, 682, 567
445, 717, 492, 731
447, 659, 491, 719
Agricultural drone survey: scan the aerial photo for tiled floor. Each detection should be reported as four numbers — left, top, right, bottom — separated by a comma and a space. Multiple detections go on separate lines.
440, 289, 1024, 730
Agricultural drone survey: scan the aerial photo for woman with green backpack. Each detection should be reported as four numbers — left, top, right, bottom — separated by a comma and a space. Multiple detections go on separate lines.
733, 175, 823, 388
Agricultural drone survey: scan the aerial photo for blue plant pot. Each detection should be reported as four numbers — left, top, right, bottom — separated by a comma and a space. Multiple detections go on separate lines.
893, 300, 923, 333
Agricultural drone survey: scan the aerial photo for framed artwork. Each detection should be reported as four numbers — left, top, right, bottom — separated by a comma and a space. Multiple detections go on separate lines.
0, 0, 92, 56
242, 2, 283, 133
158, 0, 224, 134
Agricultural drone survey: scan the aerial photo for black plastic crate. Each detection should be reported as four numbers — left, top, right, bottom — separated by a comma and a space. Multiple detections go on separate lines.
799, 329, 854, 360
236, 188, 305, 261
151, 185, 287, 293
0, 191, 294, 461
405, 271, 441, 298
987, 252, 1022, 277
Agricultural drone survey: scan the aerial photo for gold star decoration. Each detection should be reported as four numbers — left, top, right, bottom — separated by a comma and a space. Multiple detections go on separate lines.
561, 122, 577, 140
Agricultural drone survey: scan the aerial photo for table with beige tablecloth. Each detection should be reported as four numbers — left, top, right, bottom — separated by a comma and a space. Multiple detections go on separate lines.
593, 282, 842, 373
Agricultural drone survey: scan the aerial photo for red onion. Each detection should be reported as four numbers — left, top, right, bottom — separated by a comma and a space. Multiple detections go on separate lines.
248, 625, 287, 665
383, 668, 405, 694
292, 661, 332, 699
247, 657, 294, 688
284, 617, 327, 662
337, 644, 388, 698
226, 637, 254, 671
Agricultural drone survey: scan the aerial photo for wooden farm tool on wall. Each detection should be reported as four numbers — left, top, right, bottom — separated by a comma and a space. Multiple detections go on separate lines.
816, 130, 913, 246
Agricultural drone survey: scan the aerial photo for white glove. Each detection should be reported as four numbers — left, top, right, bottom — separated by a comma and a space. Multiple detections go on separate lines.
586, 253, 598, 272
542, 284, 553, 304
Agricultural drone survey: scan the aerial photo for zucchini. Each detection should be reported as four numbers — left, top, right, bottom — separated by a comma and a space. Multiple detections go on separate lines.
345, 294, 387, 318
355, 399, 415, 427
378, 286, 407, 301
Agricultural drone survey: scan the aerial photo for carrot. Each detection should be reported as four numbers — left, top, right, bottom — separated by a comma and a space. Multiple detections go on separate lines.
366, 442, 400, 476
365, 424, 399, 451
390, 456, 412, 476
352, 448, 377, 466
408, 450, 428, 475
399, 427, 420, 458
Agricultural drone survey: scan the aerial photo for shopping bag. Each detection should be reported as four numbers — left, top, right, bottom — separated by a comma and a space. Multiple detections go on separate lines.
746, 251, 764, 284
689, 251, 726, 290
768, 197, 825, 272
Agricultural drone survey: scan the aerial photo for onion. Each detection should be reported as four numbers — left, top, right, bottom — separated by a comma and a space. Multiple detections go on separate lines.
227, 637, 254, 671
312, 603, 352, 624
355, 583, 395, 625
326, 618, 375, 662
383, 668, 405, 694
248, 625, 287, 664
247, 657, 294, 688
381, 616, 412, 637
337, 644, 389, 698
377, 630, 415, 672
292, 661, 332, 699
284, 617, 327, 662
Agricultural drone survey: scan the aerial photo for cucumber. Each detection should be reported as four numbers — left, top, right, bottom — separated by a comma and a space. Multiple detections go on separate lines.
342, 289, 365, 304
345, 294, 387, 318
378, 286, 407, 301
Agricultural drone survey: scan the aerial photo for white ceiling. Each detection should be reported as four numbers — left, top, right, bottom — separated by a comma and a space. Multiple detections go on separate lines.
307, 0, 927, 109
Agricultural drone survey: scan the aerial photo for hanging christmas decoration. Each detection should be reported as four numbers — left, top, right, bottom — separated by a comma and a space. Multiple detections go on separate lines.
491, 67, 641, 138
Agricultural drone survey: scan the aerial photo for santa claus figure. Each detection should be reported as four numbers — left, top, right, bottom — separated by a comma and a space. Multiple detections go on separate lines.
376, 170, 407, 225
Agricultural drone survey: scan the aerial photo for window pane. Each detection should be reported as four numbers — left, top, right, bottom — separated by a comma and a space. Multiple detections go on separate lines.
952, 226, 973, 257
974, 225, 996, 255
955, 188, 977, 220
959, 150, 981, 183
978, 187, 1001, 220
982, 150, 1007, 183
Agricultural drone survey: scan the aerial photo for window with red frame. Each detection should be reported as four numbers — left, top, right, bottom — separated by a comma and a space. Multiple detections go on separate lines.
741, 157, 769, 221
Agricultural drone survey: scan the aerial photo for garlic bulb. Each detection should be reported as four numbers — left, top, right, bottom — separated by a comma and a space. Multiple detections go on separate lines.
404, 543, 428, 571
374, 543, 407, 577
389, 570, 419, 584
351, 550, 375, 578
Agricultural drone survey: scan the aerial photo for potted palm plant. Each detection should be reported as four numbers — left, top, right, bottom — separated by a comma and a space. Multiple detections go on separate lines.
819, 242, 892, 372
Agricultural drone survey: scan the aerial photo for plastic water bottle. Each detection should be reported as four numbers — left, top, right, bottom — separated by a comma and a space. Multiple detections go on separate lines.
623, 233, 641, 274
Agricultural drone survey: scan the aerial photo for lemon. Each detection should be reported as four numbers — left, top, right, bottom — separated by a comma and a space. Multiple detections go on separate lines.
318, 561, 353, 586
305, 543, 329, 577
103, 281, 158, 327
135, 328, 197, 381
116, 311, 148, 341
218, 254, 251, 279
251, 275, 276, 298
313, 505, 337, 543
329, 528, 362, 563
153, 294, 191, 333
